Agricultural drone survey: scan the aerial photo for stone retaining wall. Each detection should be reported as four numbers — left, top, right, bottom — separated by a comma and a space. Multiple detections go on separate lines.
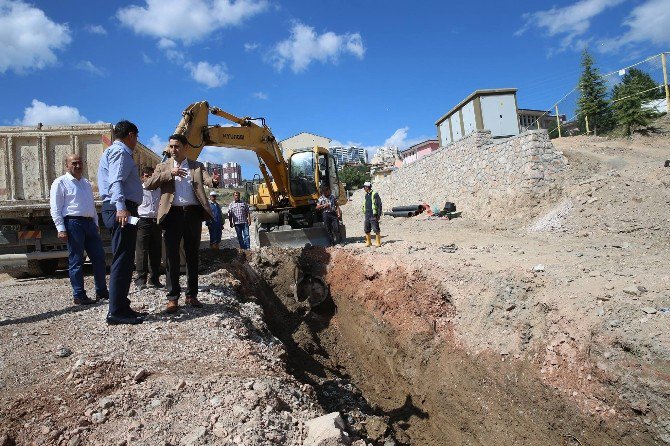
350, 130, 568, 219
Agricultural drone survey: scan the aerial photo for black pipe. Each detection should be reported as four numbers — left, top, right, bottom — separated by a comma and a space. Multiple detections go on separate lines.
391, 205, 424, 212
384, 211, 414, 218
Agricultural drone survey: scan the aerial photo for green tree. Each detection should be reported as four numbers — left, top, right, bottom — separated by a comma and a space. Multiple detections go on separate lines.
611, 68, 660, 135
576, 50, 614, 135
339, 164, 370, 190
615, 68, 663, 101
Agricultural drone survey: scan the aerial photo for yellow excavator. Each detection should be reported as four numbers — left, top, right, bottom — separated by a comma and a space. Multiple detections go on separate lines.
164, 101, 347, 248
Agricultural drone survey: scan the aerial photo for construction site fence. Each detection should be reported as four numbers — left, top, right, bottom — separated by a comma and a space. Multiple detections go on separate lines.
529, 52, 670, 137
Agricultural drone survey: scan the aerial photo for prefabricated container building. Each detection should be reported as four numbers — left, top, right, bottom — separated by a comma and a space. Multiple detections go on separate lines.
435, 88, 520, 146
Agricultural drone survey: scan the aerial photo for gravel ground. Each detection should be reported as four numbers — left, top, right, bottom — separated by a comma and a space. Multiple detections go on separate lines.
1, 121, 670, 445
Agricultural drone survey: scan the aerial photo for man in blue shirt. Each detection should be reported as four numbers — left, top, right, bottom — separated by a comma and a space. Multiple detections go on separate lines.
98, 120, 145, 325
50, 154, 109, 305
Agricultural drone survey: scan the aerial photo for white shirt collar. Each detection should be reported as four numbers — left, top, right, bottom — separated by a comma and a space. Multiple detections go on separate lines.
65, 172, 83, 182
173, 158, 189, 169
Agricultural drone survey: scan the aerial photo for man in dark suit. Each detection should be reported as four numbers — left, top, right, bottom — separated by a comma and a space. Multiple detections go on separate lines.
144, 134, 219, 313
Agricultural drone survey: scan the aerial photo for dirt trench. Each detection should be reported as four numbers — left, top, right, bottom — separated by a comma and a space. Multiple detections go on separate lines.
216, 247, 655, 445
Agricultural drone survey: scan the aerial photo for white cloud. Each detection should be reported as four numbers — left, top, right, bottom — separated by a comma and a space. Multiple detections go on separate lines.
0, 0, 72, 74
244, 42, 259, 52
157, 37, 176, 49
252, 91, 268, 100
600, 0, 670, 51
516, 0, 624, 52
148, 135, 167, 154
16, 99, 89, 125
117, 0, 268, 44
270, 22, 366, 73
85, 24, 107, 35
76, 60, 105, 77
199, 146, 258, 167
141, 52, 154, 64
383, 127, 410, 148
330, 127, 427, 159
156, 38, 186, 62
187, 61, 230, 88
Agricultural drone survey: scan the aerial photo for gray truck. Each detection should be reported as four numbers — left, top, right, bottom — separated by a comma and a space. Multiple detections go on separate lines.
0, 124, 160, 277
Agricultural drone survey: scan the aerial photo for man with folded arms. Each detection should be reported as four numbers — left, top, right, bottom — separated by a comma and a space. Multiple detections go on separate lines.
50, 154, 109, 305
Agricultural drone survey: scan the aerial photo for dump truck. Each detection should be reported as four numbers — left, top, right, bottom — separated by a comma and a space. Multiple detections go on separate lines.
0, 124, 160, 277
166, 101, 347, 248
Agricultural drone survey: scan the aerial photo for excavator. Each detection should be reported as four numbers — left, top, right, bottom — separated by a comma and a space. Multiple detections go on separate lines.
163, 101, 347, 248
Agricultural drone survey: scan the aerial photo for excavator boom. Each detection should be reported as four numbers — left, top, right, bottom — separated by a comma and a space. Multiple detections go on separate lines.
167, 101, 347, 248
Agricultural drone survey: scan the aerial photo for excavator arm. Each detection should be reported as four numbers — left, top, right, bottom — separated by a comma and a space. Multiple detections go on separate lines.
166, 101, 347, 248
167, 101, 291, 207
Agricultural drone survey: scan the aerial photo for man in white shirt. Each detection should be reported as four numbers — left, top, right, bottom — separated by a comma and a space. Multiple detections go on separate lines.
144, 134, 219, 313
134, 166, 162, 290
50, 154, 108, 305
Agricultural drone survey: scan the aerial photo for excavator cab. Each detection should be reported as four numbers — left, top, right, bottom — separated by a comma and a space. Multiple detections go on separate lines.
288, 150, 318, 197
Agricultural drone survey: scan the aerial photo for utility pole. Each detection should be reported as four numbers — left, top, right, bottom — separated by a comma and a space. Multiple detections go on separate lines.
662, 52, 670, 113
585, 115, 590, 135
555, 105, 562, 138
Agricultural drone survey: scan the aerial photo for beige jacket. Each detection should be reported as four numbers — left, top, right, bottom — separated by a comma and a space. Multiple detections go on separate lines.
144, 158, 218, 224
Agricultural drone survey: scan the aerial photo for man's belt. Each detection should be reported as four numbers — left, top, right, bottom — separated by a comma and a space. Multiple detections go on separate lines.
172, 205, 201, 212
139, 217, 158, 223
64, 215, 94, 221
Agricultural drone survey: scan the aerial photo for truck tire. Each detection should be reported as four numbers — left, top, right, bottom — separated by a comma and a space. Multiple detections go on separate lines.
27, 259, 59, 277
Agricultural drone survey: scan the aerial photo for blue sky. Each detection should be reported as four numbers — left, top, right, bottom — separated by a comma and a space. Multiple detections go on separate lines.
1, 0, 669, 178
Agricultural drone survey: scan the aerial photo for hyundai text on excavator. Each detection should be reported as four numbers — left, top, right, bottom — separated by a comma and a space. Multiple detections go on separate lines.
164, 101, 347, 248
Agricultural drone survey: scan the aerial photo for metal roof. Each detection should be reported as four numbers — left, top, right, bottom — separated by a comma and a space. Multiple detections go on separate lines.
401, 139, 439, 154
435, 88, 518, 125
279, 131, 331, 143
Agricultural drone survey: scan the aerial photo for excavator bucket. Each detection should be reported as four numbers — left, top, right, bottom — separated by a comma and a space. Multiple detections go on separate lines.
251, 223, 346, 248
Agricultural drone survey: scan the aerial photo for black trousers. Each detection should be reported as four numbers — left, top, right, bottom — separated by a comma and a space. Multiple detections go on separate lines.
135, 217, 162, 285
162, 206, 203, 299
323, 212, 340, 246
102, 200, 139, 317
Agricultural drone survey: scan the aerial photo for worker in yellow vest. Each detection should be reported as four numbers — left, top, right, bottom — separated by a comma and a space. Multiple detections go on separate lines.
361, 181, 382, 247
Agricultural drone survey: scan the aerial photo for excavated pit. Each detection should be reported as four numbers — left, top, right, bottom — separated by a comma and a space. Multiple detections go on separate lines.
207, 247, 655, 445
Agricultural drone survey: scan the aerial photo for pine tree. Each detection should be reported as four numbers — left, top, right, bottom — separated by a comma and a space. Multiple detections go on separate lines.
611, 68, 660, 135
576, 50, 614, 135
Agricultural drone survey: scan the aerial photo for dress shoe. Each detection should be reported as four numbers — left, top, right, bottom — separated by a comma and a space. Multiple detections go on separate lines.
166, 300, 179, 313
125, 308, 148, 318
134, 281, 147, 291
149, 280, 164, 288
95, 292, 109, 301
106, 314, 143, 325
185, 296, 203, 308
74, 296, 95, 305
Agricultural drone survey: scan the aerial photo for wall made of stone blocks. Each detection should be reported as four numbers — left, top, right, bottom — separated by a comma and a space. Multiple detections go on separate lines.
350, 130, 567, 219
